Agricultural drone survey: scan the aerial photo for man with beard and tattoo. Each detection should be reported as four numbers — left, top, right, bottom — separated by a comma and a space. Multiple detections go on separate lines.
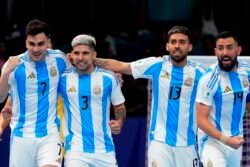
94, 26, 207, 167
196, 31, 250, 167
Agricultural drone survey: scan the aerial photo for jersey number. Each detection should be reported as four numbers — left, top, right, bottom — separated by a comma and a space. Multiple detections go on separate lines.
40, 82, 47, 95
234, 92, 243, 104
169, 86, 181, 100
81, 96, 88, 110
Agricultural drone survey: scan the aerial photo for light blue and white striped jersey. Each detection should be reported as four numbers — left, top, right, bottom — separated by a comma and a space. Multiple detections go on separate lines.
2, 49, 72, 138
196, 61, 250, 137
131, 56, 207, 147
59, 66, 125, 153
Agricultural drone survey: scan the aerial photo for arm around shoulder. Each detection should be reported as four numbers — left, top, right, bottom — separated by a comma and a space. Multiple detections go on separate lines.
94, 58, 132, 75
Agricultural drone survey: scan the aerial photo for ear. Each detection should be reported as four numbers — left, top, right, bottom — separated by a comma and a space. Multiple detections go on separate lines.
188, 43, 193, 52
166, 43, 169, 51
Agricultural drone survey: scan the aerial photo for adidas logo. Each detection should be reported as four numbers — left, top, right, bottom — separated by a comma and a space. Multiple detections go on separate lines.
27, 72, 36, 79
223, 86, 232, 93
68, 86, 76, 92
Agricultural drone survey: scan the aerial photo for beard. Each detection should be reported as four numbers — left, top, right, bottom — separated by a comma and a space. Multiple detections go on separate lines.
218, 56, 238, 72
170, 54, 187, 63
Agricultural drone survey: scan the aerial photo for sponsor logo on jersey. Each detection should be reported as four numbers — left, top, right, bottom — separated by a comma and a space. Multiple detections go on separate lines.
223, 85, 232, 93
160, 72, 170, 79
50, 66, 57, 77
68, 86, 77, 92
27, 72, 36, 79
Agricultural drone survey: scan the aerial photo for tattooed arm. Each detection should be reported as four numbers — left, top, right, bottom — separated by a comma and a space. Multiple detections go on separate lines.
109, 103, 126, 135
94, 58, 132, 75
0, 97, 12, 138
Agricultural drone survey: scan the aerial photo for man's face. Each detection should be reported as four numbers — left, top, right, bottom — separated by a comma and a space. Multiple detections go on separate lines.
166, 33, 192, 65
215, 37, 241, 71
71, 44, 96, 74
26, 33, 50, 62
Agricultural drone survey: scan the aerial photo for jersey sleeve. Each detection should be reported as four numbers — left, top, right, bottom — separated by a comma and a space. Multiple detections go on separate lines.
110, 74, 125, 105
196, 74, 215, 106
130, 57, 161, 79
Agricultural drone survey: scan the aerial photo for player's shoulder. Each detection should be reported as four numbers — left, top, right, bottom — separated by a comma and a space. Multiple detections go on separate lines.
47, 49, 66, 58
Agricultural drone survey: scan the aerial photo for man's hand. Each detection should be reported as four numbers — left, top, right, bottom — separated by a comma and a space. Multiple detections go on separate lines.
109, 120, 122, 135
3, 56, 20, 75
226, 136, 244, 149
1, 106, 12, 121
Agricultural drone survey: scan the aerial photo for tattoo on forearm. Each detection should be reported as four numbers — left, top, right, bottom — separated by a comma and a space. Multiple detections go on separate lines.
114, 105, 126, 121
95, 58, 109, 68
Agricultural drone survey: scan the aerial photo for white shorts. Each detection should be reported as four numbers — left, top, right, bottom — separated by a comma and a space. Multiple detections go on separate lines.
64, 150, 118, 167
201, 137, 242, 167
9, 132, 62, 167
148, 140, 198, 167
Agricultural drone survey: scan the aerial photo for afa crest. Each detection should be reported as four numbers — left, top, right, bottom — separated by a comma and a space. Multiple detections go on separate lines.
49, 66, 57, 77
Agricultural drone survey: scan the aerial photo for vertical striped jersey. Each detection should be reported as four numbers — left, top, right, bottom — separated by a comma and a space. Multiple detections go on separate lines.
59, 66, 125, 153
3, 49, 72, 138
131, 56, 207, 146
196, 61, 250, 137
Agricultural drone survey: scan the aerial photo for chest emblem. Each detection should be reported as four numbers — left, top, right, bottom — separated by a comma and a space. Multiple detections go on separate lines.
184, 77, 193, 87
93, 85, 102, 95
242, 77, 249, 88
49, 66, 57, 77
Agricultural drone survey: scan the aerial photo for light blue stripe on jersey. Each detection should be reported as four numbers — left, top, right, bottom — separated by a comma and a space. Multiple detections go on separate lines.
102, 76, 113, 152
229, 73, 242, 136
78, 76, 95, 153
61, 76, 73, 151
13, 64, 26, 137
166, 66, 183, 145
146, 62, 162, 141
214, 85, 222, 132
35, 62, 49, 137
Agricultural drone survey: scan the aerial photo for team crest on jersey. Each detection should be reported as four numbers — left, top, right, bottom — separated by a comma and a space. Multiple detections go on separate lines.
207, 160, 213, 167
184, 77, 193, 87
93, 85, 102, 95
160, 72, 170, 79
68, 86, 76, 92
223, 85, 232, 93
151, 159, 157, 167
27, 72, 36, 79
242, 77, 249, 88
49, 66, 57, 77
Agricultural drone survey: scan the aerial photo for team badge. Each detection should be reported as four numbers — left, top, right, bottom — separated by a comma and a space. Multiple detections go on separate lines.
207, 160, 213, 167
49, 66, 57, 77
184, 77, 193, 87
93, 85, 102, 95
242, 77, 249, 88
152, 159, 157, 167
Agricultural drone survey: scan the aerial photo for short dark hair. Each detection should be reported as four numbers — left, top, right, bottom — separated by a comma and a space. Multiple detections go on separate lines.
25, 19, 51, 38
216, 31, 239, 45
167, 26, 192, 43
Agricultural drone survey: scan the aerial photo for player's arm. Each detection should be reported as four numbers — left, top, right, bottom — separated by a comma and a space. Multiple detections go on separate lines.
0, 57, 20, 102
196, 102, 244, 149
94, 58, 132, 75
0, 97, 12, 137
109, 103, 126, 135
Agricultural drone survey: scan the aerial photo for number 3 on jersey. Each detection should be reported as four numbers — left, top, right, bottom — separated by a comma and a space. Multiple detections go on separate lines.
81, 95, 89, 110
